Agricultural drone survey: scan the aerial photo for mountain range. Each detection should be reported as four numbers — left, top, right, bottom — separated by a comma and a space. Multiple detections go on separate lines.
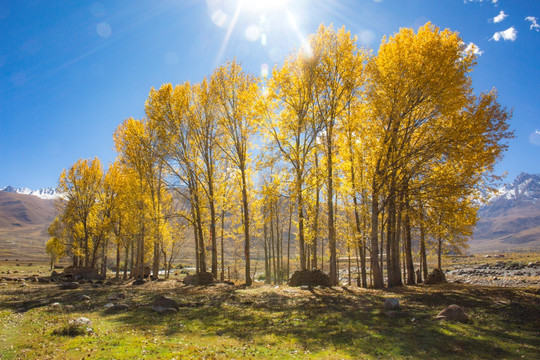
0, 173, 539, 261
471, 173, 540, 251
0, 185, 63, 200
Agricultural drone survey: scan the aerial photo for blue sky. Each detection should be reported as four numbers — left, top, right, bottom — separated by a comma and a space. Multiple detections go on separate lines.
1, 0, 539, 189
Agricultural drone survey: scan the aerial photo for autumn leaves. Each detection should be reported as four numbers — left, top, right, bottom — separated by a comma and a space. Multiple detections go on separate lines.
51, 23, 512, 288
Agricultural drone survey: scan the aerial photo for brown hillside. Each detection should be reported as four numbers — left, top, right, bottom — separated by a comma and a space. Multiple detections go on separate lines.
0, 192, 57, 261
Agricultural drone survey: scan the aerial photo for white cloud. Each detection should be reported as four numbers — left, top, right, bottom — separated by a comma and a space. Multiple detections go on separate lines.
492, 10, 507, 23
525, 16, 540, 32
530, 130, 540, 146
464, 42, 484, 56
464, 0, 497, 4
491, 27, 517, 41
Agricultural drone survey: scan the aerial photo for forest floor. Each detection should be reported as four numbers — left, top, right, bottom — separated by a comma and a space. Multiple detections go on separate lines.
1, 257, 539, 359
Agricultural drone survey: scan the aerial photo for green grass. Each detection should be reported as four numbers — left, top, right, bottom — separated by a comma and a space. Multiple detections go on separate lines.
1, 276, 539, 360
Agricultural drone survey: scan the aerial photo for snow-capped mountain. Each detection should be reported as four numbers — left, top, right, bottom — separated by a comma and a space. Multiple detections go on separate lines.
473, 173, 540, 251
481, 173, 540, 216
1, 185, 63, 200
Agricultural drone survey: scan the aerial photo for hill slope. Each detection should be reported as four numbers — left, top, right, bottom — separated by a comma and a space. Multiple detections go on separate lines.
0, 191, 57, 261
471, 173, 540, 252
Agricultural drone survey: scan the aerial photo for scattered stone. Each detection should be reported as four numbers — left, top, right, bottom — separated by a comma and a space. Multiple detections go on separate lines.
153, 306, 178, 314
104, 303, 129, 311
0, 282, 7, 286
288, 269, 331, 287
300, 285, 311, 290
19, 282, 28, 287
62, 266, 101, 281
70, 317, 92, 327
108, 293, 126, 301
153, 295, 179, 310
435, 304, 469, 322
384, 298, 400, 310
425, 268, 447, 285
50, 302, 61, 308
183, 272, 215, 286
132, 265, 151, 279
103, 303, 115, 309
79, 295, 91, 301
60, 282, 80, 290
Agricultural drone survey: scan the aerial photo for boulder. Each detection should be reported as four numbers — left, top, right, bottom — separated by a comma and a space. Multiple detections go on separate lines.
425, 268, 447, 285
183, 272, 215, 286
60, 282, 80, 290
153, 295, 179, 310
288, 269, 331, 287
104, 303, 129, 311
108, 293, 126, 301
384, 298, 401, 310
62, 266, 101, 280
70, 317, 92, 328
435, 304, 469, 322
132, 265, 151, 279
153, 307, 178, 314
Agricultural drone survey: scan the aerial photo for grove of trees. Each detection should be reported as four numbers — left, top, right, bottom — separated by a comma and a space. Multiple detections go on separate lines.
48, 23, 512, 288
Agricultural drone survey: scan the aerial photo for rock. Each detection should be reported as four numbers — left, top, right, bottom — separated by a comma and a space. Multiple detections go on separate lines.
104, 303, 128, 311
300, 285, 311, 290
132, 279, 145, 286
50, 302, 61, 308
67, 317, 93, 334
153, 295, 179, 310
19, 282, 28, 287
425, 268, 446, 285
384, 298, 400, 310
0, 282, 7, 286
69, 317, 92, 327
183, 272, 215, 286
108, 293, 126, 301
79, 295, 91, 301
132, 265, 151, 279
152, 306, 178, 314
60, 282, 80, 290
435, 305, 469, 322
288, 269, 331, 287
62, 266, 101, 280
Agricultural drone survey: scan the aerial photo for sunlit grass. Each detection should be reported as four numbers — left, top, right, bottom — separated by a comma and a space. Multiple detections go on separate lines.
1, 258, 539, 359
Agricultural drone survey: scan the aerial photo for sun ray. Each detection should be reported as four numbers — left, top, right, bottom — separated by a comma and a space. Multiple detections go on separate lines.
214, 0, 244, 67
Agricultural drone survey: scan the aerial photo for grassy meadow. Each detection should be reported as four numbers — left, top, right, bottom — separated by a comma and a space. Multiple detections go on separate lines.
1, 256, 539, 360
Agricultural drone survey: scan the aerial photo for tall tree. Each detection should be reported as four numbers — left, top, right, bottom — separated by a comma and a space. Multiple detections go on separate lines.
211, 60, 260, 286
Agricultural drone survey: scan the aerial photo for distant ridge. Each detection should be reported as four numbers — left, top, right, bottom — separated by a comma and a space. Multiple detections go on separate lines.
472, 173, 540, 251
1, 185, 63, 200
0, 190, 57, 261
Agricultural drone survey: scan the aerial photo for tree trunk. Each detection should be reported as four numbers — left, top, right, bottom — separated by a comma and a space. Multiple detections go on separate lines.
404, 205, 415, 285
420, 222, 428, 281
327, 133, 337, 285
220, 209, 225, 282
241, 168, 252, 286
287, 203, 292, 280
370, 185, 384, 288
